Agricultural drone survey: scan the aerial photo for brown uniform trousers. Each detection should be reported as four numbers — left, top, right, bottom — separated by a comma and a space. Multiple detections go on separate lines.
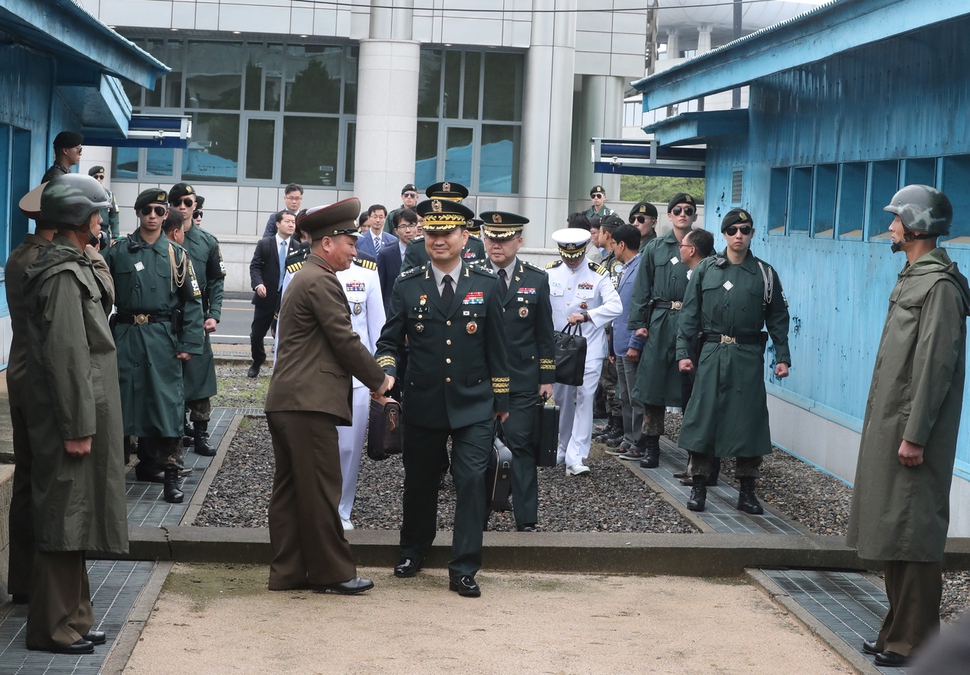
879, 560, 943, 657
26, 551, 93, 650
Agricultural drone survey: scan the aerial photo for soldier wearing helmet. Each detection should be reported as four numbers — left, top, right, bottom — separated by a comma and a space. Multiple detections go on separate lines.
847, 185, 970, 668
20, 173, 128, 655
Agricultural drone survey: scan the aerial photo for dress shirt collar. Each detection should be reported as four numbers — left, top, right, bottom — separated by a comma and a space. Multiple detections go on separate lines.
275, 233, 290, 249
490, 256, 517, 279
431, 260, 463, 294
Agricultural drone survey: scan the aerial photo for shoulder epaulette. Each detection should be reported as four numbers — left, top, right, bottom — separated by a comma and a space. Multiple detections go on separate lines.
287, 260, 305, 274
546, 260, 562, 269
353, 256, 377, 271
469, 233, 481, 241
411, 235, 424, 243
523, 260, 545, 273
399, 265, 423, 280
588, 261, 607, 275
470, 264, 495, 276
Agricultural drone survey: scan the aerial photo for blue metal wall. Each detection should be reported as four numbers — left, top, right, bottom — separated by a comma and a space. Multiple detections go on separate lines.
702, 16, 970, 475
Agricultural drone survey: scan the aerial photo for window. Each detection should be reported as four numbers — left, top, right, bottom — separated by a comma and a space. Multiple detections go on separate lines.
731, 169, 743, 204
941, 156, 970, 241
836, 162, 866, 239
867, 161, 899, 241
0, 124, 31, 270
768, 168, 788, 234
789, 167, 813, 233
416, 47, 524, 194
812, 164, 837, 238
114, 37, 357, 188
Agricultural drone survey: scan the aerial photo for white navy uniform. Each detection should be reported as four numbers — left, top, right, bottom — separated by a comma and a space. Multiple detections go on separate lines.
548, 253, 622, 472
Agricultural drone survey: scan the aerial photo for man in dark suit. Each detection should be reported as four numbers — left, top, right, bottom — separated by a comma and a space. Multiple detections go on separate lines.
355, 204, 397, 259
265, 197, 390, 594
377, 207, 419, 311
249, 211, 300, 378
376, 199, 509, 598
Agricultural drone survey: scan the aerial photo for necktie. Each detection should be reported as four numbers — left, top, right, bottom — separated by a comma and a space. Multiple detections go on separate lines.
498, 267, 508, 296
278, 240, 287, 289
441, 274, 454, 308
374, 233, 382, 254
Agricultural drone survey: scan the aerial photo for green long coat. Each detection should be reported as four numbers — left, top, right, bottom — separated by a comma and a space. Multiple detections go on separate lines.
676, 249, 791, 458
21, 237, 128, 555
846, 248, 970, 562
628, 230, 690, 407
181, 222, 225, 401
104, 231, 205, 437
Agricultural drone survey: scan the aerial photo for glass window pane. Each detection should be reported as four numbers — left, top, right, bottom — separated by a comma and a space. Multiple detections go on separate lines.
145, 75, 162, 108
344, 47, 358, 115
417, 49, 442, 118
480, 125, 519, 194
483, 53, 522, 121
463, 52, 480, 120
181, 112, 240, 182
164, 40, 184, 107
246, 119, 276, 180
112, 147, 139, 180
245, 59, 262, 111
146, 148, 174, 177
185, 41, 243, 110
345, 122, 356, 184
415, 121, 438, 188
444, 127, 473, 186
443, 51, 461, 119
122, 80, 142, 108
265, 44, 284, 112
285, 45, 343, 114
281, 116, 339, 186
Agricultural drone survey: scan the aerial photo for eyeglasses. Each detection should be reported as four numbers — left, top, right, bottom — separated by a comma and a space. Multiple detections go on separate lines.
678, 242, 694, 249
725, 225, 753, 236
396, 222, 417, 230
93, 174, 105, 180
633, 215, 652, 224
140, 205, 166, 217
671, 206, 695, 216
176, 197, 195, 208
403, 192, 418, 198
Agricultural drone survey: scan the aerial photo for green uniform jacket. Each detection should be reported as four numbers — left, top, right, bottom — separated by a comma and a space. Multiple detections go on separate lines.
402, 234, 486, 272
21, 237, 128, 555
676, 249, 791, 458
376, 262, 510, 428
181, 222, 226, 401
628, 230, 691, 407
104, 231, 206, 437
846, 248, 970, 562
583, 205, 615, 219
497, 259, 557, 393
99, 188, 120, 239
639, 229, 658, 252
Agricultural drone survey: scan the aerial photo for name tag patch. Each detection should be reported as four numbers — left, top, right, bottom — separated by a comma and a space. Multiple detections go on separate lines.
723, 281, 734, 291
670, 257, 680, 265
134, 261, 145, 271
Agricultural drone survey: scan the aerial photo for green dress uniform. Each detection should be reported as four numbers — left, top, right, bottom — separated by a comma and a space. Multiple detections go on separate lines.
375, 261, 509, 579
180, 221, 226, 404
583, 205, 615, 219
402, 233, 486, 271
675, 249, 791, 463
103, 231, 205, 440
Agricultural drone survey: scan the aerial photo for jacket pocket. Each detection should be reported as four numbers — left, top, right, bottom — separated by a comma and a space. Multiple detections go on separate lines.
466, 368, 489, 386
319, 362, 348, 378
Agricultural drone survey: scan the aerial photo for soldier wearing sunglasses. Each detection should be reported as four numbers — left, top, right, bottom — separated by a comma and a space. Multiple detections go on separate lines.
675, 207, 791, 515
628, 200, 659, 251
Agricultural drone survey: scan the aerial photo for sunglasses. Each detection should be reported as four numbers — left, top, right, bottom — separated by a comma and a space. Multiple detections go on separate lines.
140, 205, 166, 217
671, 206, 695, 216
591, 193, 604, 198
403, 192, 418, 198
193, 210, 204, 219
93, 174, 105, 180
725, 225, 753, 236
174, 197, 195, 208
633, 215, 651, 224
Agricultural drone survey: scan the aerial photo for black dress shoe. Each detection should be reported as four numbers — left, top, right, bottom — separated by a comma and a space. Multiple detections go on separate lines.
874, 651, 909, 667
449, 575, 481, 598
178, 467, 193, 478
517, 524, 538, 532
247, 363, 260, 378
394, 558, 420, 578
11, 593, 28, 604
84, 630, 107, 645
312, 576, 374, 595
861, 639, 880, 655
134, 463, 164, 483
29, 639, 94, 655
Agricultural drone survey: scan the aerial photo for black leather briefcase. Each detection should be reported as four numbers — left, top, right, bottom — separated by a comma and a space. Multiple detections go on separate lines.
366, 398, 403, 461
553, 323, 587, 386
485, 423, 513, 511
532, 399, 560, 467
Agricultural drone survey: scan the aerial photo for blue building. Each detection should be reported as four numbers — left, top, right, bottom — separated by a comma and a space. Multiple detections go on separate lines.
632, 0, 970, 534
0, 0, 167, 356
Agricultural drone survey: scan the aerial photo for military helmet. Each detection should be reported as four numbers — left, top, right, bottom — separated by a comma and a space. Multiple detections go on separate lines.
883, 184, 952, 236
40, 173, 110, 226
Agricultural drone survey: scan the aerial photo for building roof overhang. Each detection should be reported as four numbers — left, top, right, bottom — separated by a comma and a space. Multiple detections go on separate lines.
642, 110, 748, 147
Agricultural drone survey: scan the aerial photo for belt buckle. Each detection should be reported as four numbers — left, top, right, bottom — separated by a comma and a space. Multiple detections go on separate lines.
670, 301, 682, 310
720, 335, 737, 345
134, 314, 149, 325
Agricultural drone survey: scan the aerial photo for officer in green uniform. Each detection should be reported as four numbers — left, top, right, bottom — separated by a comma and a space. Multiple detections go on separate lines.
676, 208, 791, 514
629, 200, 660, 251
88, 166, 120, 239
626, 194, 697, 467
583, 184, 615, 219
103, 189, 205, 503
376, 199, 509, 598
402, 182, 486, 270
170, 183, 226, 456
481, 211, 556, 531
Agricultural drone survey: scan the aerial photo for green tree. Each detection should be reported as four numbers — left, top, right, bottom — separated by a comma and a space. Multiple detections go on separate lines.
621, 175, 705, 204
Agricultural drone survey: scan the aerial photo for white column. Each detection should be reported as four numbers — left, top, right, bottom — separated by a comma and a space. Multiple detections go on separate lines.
519, 0, 577, 248
570, 75, 624, 215
697, 24, 712, 54
666, 29, 681, 59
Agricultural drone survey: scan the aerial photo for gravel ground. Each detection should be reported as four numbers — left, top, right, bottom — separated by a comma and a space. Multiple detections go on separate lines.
213, 363, 270, 409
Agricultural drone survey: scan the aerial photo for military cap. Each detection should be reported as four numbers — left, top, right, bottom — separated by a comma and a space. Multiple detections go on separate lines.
401, 183, 417, 194
425, 181, 469, 201
629, 201, 658, 220
552, 227, 590, 260
667, 193, 697, 212
415, 198, 473, 232
601, 214, 625, 232
195, 194, 205, 209
88, 165, 106, 177
298, 197, 362, 241
135, 188, 169, 211
53, 131, 83, 149
168, 182, 196, 204
467, 218, 484, 235
590, 185, 606, 196
481, 211, 529, 241
721, 207, 754, 232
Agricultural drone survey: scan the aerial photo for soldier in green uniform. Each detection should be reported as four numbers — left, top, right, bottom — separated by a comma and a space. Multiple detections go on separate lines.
376, 199, 509, 598
169, 183, 226, 456
583, 184, 615, 219
88, 166, 120, 240
626, 194, 697, 467
629, 200, 660, 251
481, 211, 556, 531
676, 208, 791, 514
402, 182, 486, 270
103, 189, 205, 503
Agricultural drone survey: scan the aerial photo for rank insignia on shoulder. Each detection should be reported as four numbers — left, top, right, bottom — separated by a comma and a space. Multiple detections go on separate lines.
588, 261, 607, 274
546, 260, 562, 269
191, 279, 201, 297
353, 257, 377, 270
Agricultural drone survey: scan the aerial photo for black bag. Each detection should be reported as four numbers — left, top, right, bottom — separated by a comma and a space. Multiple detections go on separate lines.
532, 398, 560, 467
366, 398, 403, 461
485, 421, 513, 511
553, 323, 587, 386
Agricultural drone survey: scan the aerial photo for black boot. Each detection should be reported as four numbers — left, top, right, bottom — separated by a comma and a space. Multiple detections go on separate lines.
193, 421, 216, 456
592, 416, 617, 439
182, 418, 194, 448
638, 436, 660, 468
686, 477, 707, 512
705, 458, 722, 487
163, 467, 184, 504
736, 477, 764, 515
134, 461, 164, 483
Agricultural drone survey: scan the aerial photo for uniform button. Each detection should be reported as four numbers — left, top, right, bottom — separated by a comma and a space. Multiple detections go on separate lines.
446, 320, 452, 326
567, 302, 571, 306
446, 358, 451, 364
446, 377, 451, 383
446, 339, 452, 345
151, 287, 155, 292
568, 286, 572, 290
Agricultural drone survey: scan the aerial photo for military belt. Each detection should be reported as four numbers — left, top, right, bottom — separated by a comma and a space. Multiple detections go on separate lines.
703, 333, 762, 345
653, 300, 683, 310
115, 312, 171, 325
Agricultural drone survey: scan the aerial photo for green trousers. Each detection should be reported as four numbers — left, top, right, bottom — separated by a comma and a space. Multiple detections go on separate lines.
878, 560, 943, 657
26, 550, 93, 650
504, 391, 539, 528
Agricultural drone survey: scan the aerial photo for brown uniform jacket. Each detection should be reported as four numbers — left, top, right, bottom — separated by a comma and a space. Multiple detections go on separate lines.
265, 252, 385, 423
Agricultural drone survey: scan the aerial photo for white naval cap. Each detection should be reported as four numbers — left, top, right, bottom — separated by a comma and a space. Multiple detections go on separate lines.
552, 227, 590, 259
